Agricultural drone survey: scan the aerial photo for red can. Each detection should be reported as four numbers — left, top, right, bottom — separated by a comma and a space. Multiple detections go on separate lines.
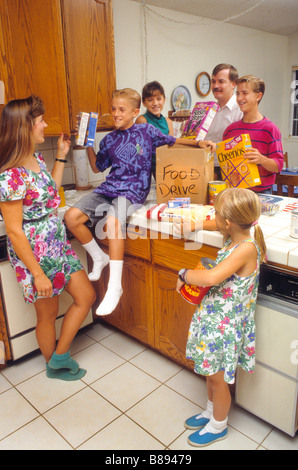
180, 257, 216, 305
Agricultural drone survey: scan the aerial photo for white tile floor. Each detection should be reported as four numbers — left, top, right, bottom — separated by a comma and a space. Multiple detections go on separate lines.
0, 322, 297, 450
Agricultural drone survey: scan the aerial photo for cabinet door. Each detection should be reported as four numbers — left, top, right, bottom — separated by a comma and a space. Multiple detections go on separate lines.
0, 0, 70, 135
61, 0, 116, 133
153, 267, 195, 369
95, 257, 155, 347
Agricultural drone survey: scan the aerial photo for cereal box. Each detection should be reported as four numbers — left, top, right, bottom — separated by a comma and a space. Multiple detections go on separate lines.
181, 102, 219, 141
216, 134, 261, 189
75, 112, 89, 146
86, 112, 98, 147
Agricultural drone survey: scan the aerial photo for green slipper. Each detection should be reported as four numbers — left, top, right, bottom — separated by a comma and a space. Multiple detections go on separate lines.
46, 364, 86, 381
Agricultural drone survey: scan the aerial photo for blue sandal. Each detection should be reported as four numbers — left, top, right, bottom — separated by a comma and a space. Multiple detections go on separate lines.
187, 427, 228, 447
184, 414, 210, 430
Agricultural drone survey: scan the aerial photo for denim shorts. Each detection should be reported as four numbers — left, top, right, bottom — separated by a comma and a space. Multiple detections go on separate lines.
73, 192, 134, 228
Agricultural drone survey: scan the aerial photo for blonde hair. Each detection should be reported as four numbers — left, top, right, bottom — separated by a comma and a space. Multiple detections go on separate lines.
214, 188, 267, 263
112, 88, 141, 110
236, 75, 265, 103
0, 95, 45, 172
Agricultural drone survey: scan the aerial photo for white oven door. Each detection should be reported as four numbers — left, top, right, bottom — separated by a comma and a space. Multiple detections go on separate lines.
0, 239, 93, 360
236, 295, 298, 436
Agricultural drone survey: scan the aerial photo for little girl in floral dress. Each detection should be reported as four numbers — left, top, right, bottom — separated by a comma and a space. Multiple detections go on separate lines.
177, 188, 266, 447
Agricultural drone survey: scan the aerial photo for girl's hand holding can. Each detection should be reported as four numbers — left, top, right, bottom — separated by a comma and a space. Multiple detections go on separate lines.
176, 277, 185, 294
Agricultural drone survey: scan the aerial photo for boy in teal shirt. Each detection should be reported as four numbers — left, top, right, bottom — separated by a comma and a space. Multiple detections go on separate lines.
136, 81, 173, 177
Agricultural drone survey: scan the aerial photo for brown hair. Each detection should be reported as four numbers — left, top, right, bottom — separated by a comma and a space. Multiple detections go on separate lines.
214, 188, 267, 263
142, 81, 165, 102
212, 64, 239, 82
0, 95, 45, 172
112, 88, 141, 110
236, 75, 265, 102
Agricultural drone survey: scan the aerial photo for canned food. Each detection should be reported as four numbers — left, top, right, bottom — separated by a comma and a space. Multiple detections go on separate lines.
180, 257, 217, 305
290, 209, 298, 238
208, 181, 227, 205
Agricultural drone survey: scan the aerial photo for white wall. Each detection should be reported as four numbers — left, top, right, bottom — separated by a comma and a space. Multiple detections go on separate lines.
284, 31, 298, 166
113, 0, 298, 166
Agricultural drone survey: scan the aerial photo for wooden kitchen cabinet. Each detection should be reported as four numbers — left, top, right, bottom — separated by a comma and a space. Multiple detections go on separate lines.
94, 255, 155, 347
0, 0, 116, 135
152, 237, 217, 368
152, 266, 196, 369
0, 0, 69, 135
61, 0, 116, 132
96, 233, 218, 369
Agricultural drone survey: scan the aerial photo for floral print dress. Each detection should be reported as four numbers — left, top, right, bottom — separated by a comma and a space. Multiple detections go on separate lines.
0, 152, 83, 304
186, 238, 260, 384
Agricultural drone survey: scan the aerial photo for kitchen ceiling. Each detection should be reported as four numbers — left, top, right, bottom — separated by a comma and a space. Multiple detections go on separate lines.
135, 0, 298, 36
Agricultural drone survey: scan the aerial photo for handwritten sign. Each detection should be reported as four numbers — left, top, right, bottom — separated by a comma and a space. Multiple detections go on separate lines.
156, 145, 214, 204
158, 164, 201, 198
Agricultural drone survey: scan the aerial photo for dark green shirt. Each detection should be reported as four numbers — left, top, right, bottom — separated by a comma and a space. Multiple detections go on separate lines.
143, 111, 169, 135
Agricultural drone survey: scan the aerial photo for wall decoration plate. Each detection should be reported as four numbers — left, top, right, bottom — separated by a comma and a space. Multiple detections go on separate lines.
171, 85, 192, 110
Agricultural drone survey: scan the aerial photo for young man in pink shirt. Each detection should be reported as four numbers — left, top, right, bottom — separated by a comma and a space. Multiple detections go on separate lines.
223, 75, 284, 194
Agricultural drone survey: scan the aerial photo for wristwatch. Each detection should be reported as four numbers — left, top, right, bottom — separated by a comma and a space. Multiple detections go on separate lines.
178, 268, 188, 283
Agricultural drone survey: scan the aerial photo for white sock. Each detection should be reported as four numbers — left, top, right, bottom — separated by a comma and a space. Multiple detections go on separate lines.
82, 238, 109, 281
199, 415, 228, 435
199, 399, 213, 420
96, 260, 123, 316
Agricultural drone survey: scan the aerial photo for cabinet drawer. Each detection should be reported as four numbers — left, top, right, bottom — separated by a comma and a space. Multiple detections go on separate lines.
151, 237, 218, 272
236, 364, 298, 436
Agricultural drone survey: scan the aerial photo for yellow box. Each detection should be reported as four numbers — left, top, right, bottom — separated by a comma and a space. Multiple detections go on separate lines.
216, 134, 261, 189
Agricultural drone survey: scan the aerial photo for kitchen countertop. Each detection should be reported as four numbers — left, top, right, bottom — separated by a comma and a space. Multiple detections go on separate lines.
128, 190, 298, 269
1, 186, 298, 270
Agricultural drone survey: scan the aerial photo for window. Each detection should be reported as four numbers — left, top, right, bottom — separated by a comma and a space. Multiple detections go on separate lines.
290, 67, 298, 137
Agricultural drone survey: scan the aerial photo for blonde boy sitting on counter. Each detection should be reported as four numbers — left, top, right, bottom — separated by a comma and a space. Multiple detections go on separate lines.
65, 88, 215, 316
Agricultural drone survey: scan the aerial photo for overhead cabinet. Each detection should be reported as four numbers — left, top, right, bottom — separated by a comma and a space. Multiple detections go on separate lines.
0, 0, 116, 135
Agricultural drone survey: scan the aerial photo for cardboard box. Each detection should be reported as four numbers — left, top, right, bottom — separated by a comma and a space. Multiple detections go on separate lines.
156, 145, 214, 204
86, 112, 98, 147
181, 102, 219, 141
75, 112, 89, 146
216, 134, 261, 189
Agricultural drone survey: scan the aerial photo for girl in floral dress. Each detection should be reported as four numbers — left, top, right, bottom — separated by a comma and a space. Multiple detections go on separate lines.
0, 96, 95, 381
176, 188, 266, 447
